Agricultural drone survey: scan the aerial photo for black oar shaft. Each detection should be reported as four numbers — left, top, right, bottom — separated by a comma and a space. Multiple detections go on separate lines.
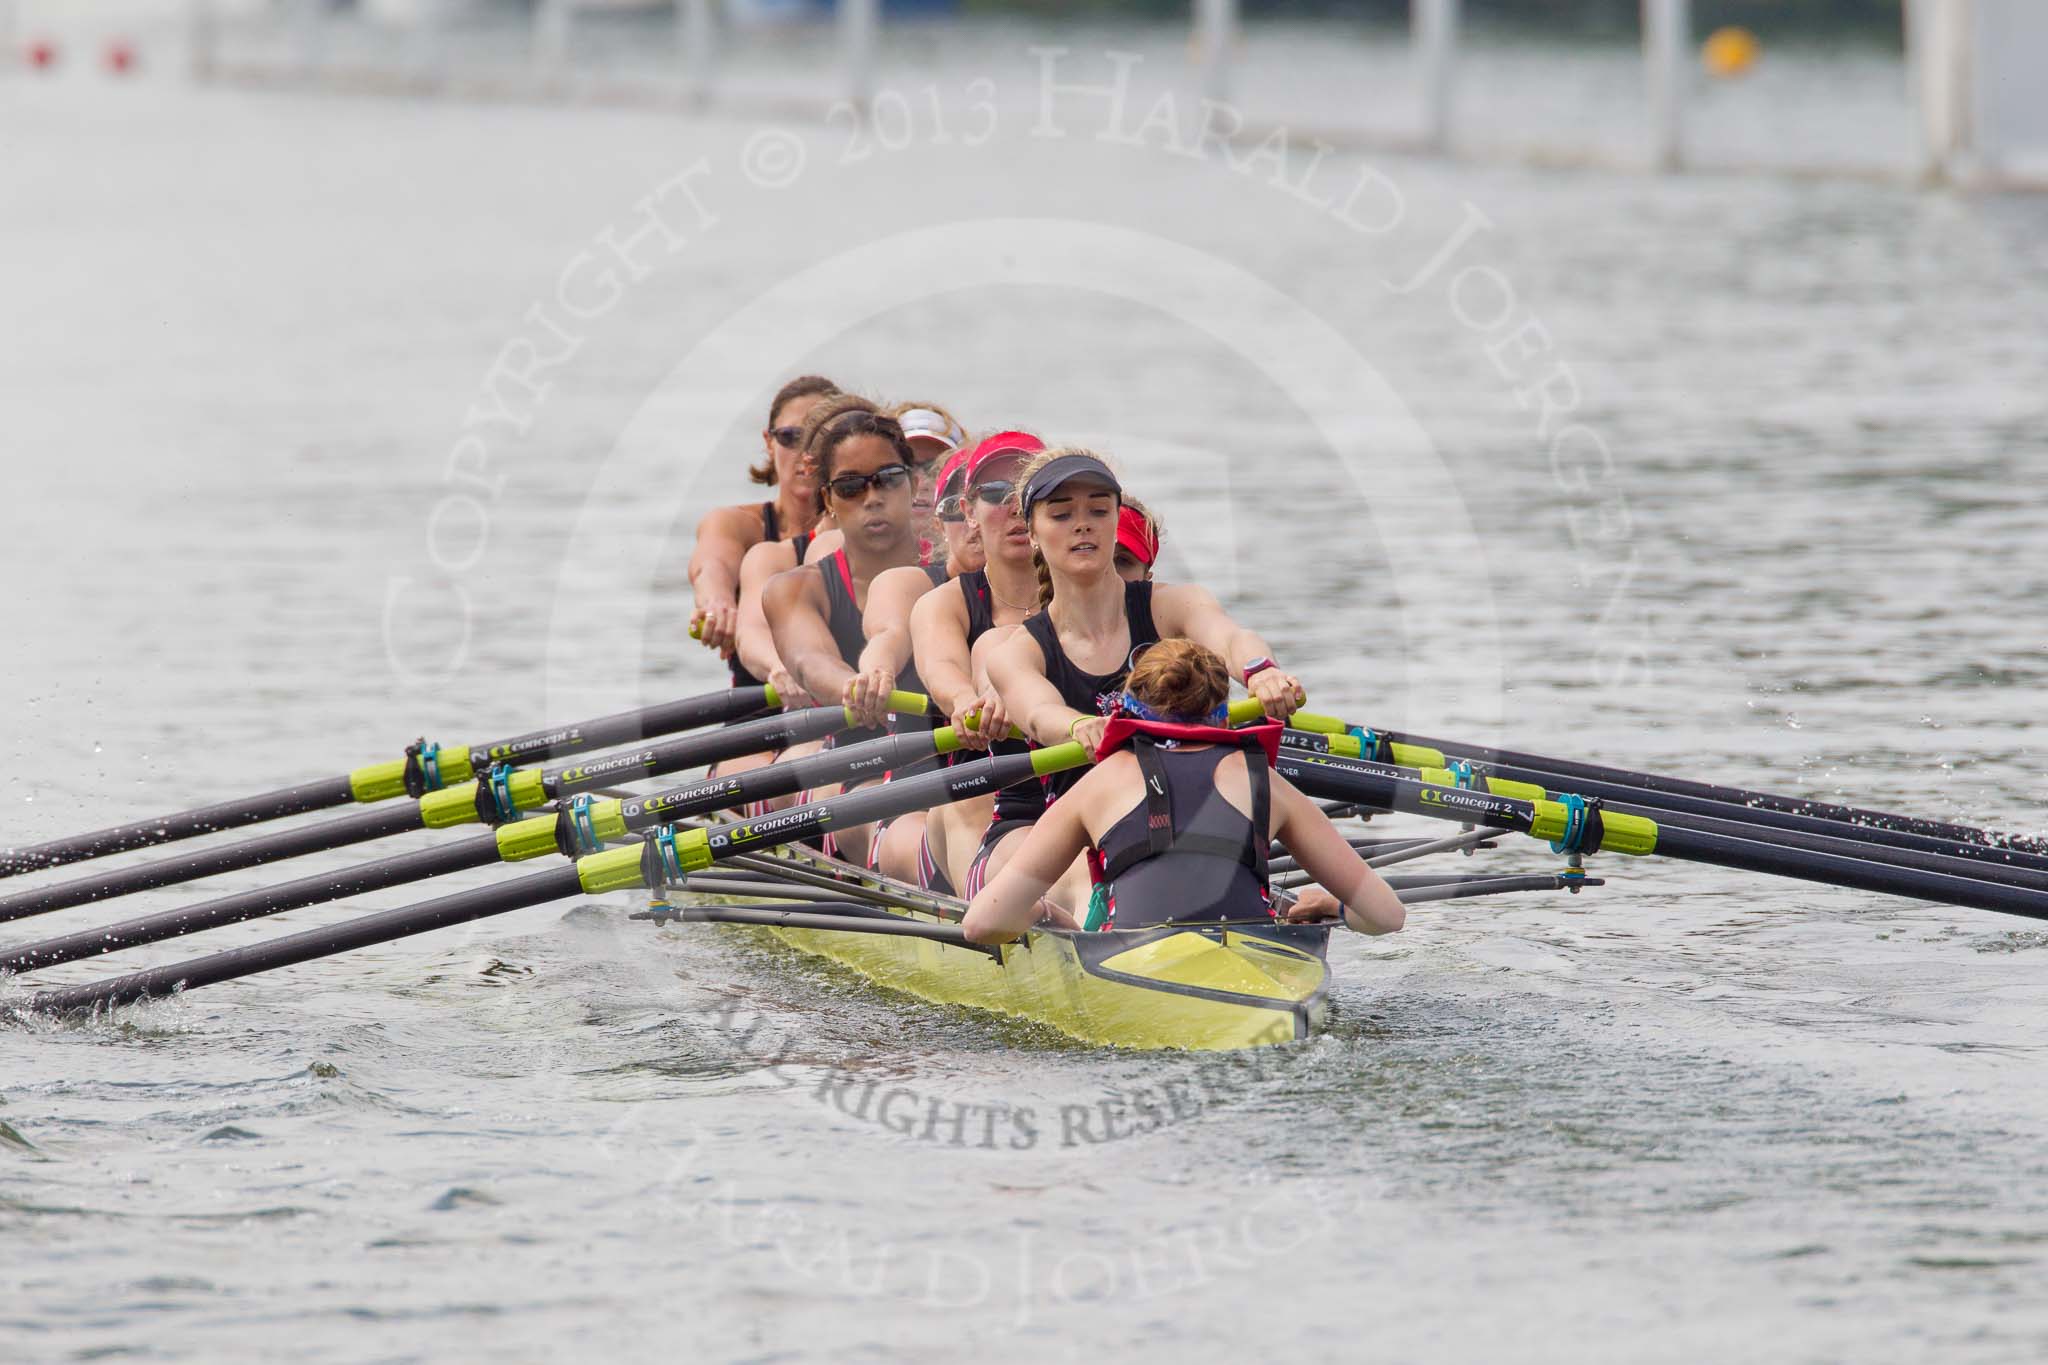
671, 903, 980, 947
1486, 759, 2048, 876
1604, 795, 2048, 894
1393, 729, 2046, 856
0, 704, 843, 927
0, 777, 355, 880
0, 686, 771, 879
1276, 749, 2048, 922
0, 804, 427, 926
7, 724, 944, 974
0, 837, 502, 974
1650, 823, 2048, 922
30, 745, 1058, 1013
501, 687, 770, 768
29, 867, 587, 1015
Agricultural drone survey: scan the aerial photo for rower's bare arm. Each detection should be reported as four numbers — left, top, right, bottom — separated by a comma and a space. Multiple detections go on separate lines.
1153, 583, 1305, 721
1270, 777, 1405, 934
688, 503, 758, 653
987, 630, 1086, 749
859, 566, 935, 680
962, 790, 1094, 944
909, 584, 974, 712
736, 539, 806, 704
763, 569, 852, 707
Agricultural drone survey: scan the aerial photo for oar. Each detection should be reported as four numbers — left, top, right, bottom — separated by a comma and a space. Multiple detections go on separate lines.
639, 901, 991, 952
1280, 711, 2048, 858
1286, 746, 2048, 896
0, 718, 960, 974
28, 741, 1089, 1014
1275, 748, 2048, 922
0, 694, 928, 926
0, 685, 780, 879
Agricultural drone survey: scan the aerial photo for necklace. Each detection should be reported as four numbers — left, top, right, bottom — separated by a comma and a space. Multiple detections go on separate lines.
985, 572, 1036, 614
989, 582, 1036, 613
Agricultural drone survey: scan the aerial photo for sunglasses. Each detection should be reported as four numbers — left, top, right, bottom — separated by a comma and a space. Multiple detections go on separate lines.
937, 494, 966, 523
770, 425, 804, 449
970, 479, 1015, 506
825, 463, 912, 501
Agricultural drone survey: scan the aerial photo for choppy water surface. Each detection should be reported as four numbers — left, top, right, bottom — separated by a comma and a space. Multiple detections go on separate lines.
4, 35, 2048, 1363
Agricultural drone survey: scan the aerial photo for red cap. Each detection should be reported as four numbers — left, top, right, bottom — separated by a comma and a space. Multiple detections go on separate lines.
1116, 505, 1158, 567
935, 444, 973, 499
965, 430, 1044, 484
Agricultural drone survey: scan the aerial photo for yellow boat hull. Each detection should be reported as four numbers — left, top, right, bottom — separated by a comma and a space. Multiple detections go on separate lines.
766, 908, 1332, 1051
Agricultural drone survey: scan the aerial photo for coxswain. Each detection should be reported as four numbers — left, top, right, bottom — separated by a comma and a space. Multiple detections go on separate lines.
975, 448, 1309, 912
961, 639, 1406, 943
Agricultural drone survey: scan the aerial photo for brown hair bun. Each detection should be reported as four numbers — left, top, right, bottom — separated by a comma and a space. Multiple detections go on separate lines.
1124, 638, 1230, 723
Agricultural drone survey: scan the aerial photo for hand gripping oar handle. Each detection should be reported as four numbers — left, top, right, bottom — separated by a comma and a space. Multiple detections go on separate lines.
28, 742, 1086, 1015
0, 684, 776, 879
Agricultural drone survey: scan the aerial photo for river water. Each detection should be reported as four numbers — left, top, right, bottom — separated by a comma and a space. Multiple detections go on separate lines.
4, 24, 2048, 1364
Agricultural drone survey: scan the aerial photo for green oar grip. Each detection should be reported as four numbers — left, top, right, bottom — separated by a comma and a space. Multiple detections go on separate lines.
1030, 741, 1092, 775
839, 690, 932, 727
1527, 800, 1659, 857
577, 828, 712, 894
348, 759, 410, 804
492, 800, 629, 863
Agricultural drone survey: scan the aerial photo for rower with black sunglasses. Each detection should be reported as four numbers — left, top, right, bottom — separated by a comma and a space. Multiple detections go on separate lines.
858, 430, 1046, 889
762, 408, 946, 867
687, 375, 838, 671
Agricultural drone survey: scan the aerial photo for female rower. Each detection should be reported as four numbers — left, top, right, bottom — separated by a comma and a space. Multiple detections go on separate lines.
974, 449, 1308, 911
1113, 495, 1160, 581
856, 431, 1047, 888
726, 390, 890, 710
762, 408, 943, 864
930, 443, 984, 578
961, 639, 1406, 943
687, 375, 838, 665
887, 401, 968, 564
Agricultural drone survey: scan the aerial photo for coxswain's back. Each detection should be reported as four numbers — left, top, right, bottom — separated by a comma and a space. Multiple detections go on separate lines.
1091, 731, 1273, 931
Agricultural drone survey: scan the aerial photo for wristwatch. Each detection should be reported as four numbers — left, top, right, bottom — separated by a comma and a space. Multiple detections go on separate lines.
1241, 657, 1277, 684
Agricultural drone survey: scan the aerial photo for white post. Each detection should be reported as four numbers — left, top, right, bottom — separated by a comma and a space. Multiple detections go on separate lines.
1643, 0, 1688, 171
841, 0, 877, 108
1413, 0, 1460, 154
534, 0, 572, 78
1193, 0, 1236, 104
1908, 0, 1970, 182
187, 0, 217, 82
680, 0, 717, 106
289, 0, 322, 74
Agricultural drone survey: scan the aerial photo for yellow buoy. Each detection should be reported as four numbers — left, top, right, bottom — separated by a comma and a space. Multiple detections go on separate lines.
1702, 26, 1761, 79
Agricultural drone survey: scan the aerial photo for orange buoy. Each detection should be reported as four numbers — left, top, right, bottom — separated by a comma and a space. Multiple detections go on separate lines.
26, 38, 59, 71
105, 39, 138, 75
1702, 26, 1760, 79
